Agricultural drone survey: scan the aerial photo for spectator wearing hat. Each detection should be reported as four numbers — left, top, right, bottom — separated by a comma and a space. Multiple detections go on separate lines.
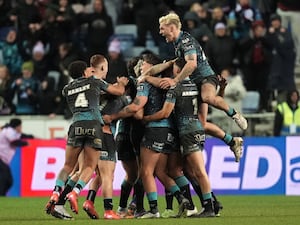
266, 13, 296, 103
0, 118, 33, 196
106, 38, 128, 84
239, 20, 273, 111
31, 41, 51, 82
182, 11, 213, 48
205, 22, 237, 74
10, 61, 39, 115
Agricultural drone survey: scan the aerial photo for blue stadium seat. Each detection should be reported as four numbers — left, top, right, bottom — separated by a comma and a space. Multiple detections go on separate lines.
242, 91, 260, 113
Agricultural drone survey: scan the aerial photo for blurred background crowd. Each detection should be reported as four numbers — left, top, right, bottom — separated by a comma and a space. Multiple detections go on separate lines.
0, 0, 299, 121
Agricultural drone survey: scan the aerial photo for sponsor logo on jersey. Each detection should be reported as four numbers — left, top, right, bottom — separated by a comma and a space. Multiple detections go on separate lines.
182, 91, 198, 96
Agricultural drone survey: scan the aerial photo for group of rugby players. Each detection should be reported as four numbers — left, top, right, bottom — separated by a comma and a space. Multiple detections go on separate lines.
45, 12, 247, 220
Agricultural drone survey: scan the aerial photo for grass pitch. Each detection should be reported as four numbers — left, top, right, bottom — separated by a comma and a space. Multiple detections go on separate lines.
0, 195, 299, 225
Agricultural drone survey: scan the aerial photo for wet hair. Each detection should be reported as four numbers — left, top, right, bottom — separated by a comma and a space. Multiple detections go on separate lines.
127, 56, 141, 77
68, 60, 87, 79
90, 54, 106, 68
141, 53, 162, 65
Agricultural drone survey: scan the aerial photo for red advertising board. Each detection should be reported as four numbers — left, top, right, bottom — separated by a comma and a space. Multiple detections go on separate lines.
21, 139, 66, 196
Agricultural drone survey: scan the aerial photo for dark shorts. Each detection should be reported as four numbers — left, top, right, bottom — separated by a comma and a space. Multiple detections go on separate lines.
116, 132, 136, 161
196, 75, 219, 89
165, 129, 180, 154
130, 120, 145, 156
100, 133, 117, 162
141, 127, 174, 153
180, 130, 205, 156
67, 120, 103, 150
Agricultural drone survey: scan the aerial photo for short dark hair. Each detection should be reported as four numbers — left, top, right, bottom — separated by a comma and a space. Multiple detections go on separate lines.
68, 60, 87, 79
9, 118, 22, 128
141, 53, 162, 65
127, 56, 140, 77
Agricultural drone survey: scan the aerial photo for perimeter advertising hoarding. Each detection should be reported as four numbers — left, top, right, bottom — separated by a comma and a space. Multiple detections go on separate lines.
8, 137, 300, 196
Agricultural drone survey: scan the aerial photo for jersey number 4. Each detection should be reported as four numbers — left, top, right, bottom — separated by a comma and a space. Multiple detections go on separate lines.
75, 93, 88, 107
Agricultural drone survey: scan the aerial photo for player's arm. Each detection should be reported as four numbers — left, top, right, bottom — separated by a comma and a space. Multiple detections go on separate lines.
173, 53, 197, 83
142, 76, 162, 88
143, 101, 174, 122
142, 58, 177, 77
103, 95, 147, 123
105, 77, 129, 96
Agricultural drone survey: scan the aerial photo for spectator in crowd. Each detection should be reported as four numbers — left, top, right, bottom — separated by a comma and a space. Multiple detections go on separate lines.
0, 64, 13, 114
266, 13, 296, 103
10, 61, 39, 115
77, 0, 114, 58
47, 0, 76, 40
173, 0, 197, 20
205, 22, 237, 75
0, 0, 13, 29
133, 0, 166, 47
0, 28, 23, 77
211, 68, 247, 135
0, 118, 33, 196
117, 0, 135, 24
256, 0, 277, 27
209, 6, 227, 32
31, 41, 51, 82
106, 38, 128, 84
36, 76, 59, 116
206, 0, 232, 13
276, 0, 300, 68
54, 42, 79, 88
104, 0, 122, 26
239, 20, 272, 111
182, 11, 213, 47
273, 89, 300, 136
41, 1, 75, 59
9, 0, 42, 42
189, 2, 211, 26
228, 0, 256, 40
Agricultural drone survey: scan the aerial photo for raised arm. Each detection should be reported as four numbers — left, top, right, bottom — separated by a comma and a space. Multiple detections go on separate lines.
142, 58, 177, 77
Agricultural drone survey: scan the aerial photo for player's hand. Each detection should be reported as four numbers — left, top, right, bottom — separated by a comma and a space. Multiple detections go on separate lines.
218, 75, 227, 89
137, 75, 148, 84
159, 77, 176, 89
102, 114, 112, 124
117, 76, 129, 86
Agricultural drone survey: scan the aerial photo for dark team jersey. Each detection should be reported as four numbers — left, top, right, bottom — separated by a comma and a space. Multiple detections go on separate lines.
174, 31, 215, 84
101, 94, 128, 115
62, 76, 109, 123
101, 93, 129, 136
136, 81, 171, 128
165, 79, 203, 135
